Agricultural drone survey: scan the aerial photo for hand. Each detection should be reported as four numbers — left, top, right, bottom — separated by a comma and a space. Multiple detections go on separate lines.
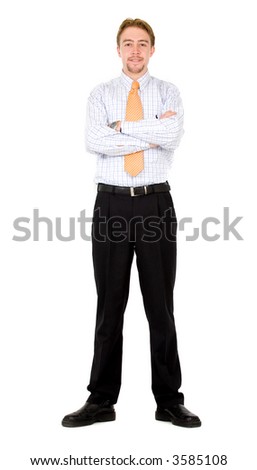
160, 110, 176, 119
115, 121, 121, 132
149, 111, 176, 147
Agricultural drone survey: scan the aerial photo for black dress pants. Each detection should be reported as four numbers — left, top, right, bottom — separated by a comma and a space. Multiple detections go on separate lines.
87, 187, 184, 407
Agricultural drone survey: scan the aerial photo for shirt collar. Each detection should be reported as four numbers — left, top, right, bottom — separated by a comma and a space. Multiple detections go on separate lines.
120, 70, 151, 91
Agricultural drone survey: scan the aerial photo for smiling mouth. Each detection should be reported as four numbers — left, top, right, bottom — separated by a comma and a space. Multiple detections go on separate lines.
129, 59, 143, 63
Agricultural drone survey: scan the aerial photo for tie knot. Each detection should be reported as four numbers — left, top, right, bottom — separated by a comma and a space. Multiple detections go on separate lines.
131, 81, 140, 90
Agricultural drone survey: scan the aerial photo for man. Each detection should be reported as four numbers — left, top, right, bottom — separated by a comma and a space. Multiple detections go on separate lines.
62, 18, 201, 428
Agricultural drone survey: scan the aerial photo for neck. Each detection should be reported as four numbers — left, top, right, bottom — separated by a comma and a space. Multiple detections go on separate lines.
123, 69, 148, 81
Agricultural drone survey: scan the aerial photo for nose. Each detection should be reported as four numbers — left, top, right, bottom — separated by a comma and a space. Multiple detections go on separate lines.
132, 44, 140, 54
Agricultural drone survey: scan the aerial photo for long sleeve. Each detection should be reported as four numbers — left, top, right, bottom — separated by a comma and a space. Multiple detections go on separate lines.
86, 72, 184, 186
121, 87, 184, 151
86, 91, 150, 157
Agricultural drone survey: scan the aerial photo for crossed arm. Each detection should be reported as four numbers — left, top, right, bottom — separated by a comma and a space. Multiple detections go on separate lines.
86, 89, 184, 157
112, 110, 178, 148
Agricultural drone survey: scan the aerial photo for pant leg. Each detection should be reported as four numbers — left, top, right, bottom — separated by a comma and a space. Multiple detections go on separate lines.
134, 191, 184, 407
87, 192, 134, 403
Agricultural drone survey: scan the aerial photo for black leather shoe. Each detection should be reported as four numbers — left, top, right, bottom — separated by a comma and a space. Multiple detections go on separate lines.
155, 404, 201, 428
62, 400, 116, 427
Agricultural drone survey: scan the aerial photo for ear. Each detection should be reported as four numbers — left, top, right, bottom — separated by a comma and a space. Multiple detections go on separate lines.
117, 46, 121, 58
150, 46, 155, 58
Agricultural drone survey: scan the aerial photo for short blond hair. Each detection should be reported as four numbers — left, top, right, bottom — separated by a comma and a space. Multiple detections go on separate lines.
116, 18, 155, 47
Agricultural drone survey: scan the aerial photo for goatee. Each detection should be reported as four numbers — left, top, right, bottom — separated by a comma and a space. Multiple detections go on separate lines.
127, 64, 144, 75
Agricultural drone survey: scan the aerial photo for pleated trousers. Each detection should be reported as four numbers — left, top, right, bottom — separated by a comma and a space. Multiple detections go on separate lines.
87, 187, 184, 407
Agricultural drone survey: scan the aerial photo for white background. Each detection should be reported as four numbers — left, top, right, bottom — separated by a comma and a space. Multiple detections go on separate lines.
1, 0, 257, 468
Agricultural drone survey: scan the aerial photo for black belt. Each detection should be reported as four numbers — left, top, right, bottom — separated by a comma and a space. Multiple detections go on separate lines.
97, 181, 170, 197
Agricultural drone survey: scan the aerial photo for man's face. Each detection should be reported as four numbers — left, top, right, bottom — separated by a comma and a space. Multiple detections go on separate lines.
117, 26, 155, 79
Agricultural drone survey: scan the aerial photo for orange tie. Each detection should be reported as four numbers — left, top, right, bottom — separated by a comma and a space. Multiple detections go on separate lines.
124, 81, 144, 176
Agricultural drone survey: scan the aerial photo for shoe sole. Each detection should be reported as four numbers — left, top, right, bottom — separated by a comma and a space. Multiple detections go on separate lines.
155, 410, 201, 428
62, 411, 116, 428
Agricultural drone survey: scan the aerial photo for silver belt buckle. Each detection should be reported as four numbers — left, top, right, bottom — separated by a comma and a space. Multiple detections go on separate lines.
130, 186, 148, 197
130, 187, 135, 197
